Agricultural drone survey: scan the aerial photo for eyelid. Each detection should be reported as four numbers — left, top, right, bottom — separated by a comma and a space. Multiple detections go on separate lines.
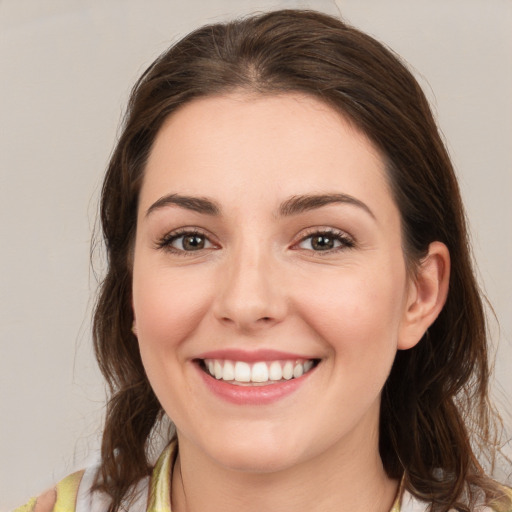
155, 227, 220, 254
291, 227, 356, 252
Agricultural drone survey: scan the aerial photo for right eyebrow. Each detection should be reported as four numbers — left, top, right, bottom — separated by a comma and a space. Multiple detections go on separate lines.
145, 193, 221, 218
277, 193, 376, 220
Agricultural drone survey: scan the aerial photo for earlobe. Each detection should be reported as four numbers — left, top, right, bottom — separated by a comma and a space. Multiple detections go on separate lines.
398, 241, 450, 350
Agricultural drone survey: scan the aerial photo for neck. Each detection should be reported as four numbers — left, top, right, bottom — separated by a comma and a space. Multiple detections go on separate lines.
171, 422, 399, 512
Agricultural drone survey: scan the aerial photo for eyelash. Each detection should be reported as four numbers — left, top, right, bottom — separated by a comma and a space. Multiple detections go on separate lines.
156, 228, 355, 255
295, 228, 355, 254
156, 228, 215, 256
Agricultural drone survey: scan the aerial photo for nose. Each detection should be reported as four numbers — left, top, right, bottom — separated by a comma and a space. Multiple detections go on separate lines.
212, 247, 287, 333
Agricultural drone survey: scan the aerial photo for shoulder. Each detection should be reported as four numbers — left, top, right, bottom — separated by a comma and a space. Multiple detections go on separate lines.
399, 486, 512, 512
12, 461, 152, 512
488, 484, 512, 512
12, 467, 111, 512
12, 470, 84, 512
13, 490, 55, 512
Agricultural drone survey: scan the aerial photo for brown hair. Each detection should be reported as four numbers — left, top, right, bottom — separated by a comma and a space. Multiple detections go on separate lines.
92, 9, 510, 512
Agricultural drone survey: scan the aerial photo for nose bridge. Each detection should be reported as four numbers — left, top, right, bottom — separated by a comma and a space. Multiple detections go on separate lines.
214, 234, 285, 330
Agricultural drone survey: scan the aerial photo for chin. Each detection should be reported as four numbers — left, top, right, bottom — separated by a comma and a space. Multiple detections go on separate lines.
214, 445, 301, 474
192, 428, 306, 474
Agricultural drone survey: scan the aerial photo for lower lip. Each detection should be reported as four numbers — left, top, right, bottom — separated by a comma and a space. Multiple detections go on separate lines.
195, 363, 316, 405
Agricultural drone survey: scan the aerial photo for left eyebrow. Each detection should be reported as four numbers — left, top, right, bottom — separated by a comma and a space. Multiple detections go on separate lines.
277, 193, 376, 220
145, 193, 221, 217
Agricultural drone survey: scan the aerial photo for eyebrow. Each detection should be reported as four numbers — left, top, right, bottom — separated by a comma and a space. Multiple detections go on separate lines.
146, 194, 221, 217
145, 192, 375, 220
278, 193, 375, 219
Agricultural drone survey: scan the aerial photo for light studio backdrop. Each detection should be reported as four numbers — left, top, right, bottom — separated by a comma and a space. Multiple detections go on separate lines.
1, 0, 511, 509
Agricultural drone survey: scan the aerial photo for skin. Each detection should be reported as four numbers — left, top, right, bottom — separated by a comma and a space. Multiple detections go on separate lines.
132, 92, 450, 512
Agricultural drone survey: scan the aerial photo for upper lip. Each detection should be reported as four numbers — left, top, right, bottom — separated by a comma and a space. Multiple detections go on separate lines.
194, 349, 318, 362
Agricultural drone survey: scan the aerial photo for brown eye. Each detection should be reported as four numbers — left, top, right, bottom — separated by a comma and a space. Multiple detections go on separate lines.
158, 230, 215, 253
311, 235, 335, 251
181, 234, 206, 251
297, 230, 354, 252
171, 233, 208, 251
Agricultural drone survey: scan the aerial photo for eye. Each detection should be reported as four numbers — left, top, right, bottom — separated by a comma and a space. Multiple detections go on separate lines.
296, 229, 355, 252
157, 229, 216, 254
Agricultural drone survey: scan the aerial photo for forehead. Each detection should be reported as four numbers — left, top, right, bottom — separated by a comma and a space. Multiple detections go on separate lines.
140, 92, 396, 222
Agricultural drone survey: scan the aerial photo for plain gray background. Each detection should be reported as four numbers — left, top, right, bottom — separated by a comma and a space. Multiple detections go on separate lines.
1, 0, 511, 509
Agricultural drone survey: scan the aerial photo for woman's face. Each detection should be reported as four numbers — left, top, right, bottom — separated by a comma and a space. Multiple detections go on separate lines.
132, 92, 417, 472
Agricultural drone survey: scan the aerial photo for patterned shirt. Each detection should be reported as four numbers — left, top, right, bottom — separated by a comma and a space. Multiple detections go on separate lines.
13, 440, 507, 512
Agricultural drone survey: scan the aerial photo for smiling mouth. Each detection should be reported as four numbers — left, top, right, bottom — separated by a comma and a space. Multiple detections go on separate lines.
196, 358, 320, 386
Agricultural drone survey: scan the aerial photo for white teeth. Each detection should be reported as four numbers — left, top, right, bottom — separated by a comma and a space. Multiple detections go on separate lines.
251, 362, 269, 383
234, 361, 251, 382
282, 361, 294, 380
269, 361, 282, 381
203, 358, 316, 384
304, 360, 314, 373
222, 360, 235, 381
293, 363, 303, 379
214, 360, 223, 380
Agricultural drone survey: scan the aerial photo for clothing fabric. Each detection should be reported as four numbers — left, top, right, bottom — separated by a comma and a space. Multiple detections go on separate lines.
13, 441, 507, 512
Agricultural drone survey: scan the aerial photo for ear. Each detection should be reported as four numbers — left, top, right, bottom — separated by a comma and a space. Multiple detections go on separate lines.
398, 241, 450, 350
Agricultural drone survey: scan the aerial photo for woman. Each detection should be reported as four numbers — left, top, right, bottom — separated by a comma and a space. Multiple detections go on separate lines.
17, 8, 511, 512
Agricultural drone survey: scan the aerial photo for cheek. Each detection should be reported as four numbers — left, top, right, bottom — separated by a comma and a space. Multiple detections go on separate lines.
293, 264, 406, 367
132, 264, 215, 353
131, 264, 216, 421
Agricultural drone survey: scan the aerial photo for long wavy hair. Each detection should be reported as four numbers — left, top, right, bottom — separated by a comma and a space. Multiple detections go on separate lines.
92, 9, 511, 512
